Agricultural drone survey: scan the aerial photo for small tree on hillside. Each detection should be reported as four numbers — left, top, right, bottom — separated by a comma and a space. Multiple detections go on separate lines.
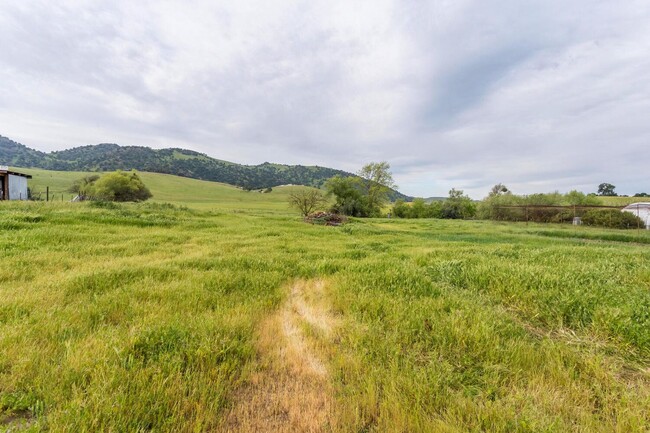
288, 189, 326, 217
93, 171, 152, 202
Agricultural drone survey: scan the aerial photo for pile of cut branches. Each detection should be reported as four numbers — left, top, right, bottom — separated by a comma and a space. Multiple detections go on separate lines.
304, 212, 347, 226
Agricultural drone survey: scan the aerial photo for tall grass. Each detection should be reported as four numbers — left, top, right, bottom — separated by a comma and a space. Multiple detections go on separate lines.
0, 202, 648, 431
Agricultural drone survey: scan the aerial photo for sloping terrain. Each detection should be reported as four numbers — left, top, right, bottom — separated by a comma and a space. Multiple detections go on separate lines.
0, 135, 411, 200
16, 167, 316, 213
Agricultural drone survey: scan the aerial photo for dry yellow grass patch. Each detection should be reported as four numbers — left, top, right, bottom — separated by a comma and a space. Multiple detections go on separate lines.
217, 279, 338, 433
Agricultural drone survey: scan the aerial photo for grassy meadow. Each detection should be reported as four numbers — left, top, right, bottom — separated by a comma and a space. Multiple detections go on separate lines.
599, 196, 648, 206
15, 167, 312, 213
0, 169, 649, 432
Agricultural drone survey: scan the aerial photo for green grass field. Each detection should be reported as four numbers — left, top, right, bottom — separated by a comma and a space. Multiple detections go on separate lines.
598, 196, 648, 206
1, 169, 649, 432
16, 167, 314, 214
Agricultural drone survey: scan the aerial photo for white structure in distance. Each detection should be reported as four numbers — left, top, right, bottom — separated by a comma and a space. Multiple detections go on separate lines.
622, 203, 650, 229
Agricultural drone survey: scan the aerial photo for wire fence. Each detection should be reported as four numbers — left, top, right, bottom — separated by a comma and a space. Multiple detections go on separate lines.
27, 187, 77, 202
493, 204, 649, 230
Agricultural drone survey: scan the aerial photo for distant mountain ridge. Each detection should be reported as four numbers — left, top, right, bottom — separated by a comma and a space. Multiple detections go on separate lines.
0, 135, 411, 200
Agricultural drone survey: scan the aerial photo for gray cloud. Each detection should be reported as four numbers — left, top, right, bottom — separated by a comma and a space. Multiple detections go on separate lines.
1, 0, 649, 198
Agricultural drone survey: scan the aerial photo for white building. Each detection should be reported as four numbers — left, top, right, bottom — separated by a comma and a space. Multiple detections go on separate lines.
622, 202, 650, 229
0, 166, 32, 201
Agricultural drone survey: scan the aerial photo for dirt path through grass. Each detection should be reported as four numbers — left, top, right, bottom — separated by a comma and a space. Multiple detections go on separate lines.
218, 280, 338, 432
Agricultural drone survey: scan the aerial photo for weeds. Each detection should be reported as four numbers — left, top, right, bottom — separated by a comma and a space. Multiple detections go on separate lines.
0, 201, 648, 431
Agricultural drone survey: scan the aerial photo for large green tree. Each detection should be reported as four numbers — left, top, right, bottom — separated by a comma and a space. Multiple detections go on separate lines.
356, 161, 397, 216
597, 183, 617, 196
357, 161, 397, 212
326, 161, 397, 217
325, 176, 368, 217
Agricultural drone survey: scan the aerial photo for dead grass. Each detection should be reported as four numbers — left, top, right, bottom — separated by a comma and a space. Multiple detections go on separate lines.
217, 280, 338, 433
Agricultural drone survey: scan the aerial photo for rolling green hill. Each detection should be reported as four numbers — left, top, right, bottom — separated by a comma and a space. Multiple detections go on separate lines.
16, 167, 318, 214
1, 135, 411, 200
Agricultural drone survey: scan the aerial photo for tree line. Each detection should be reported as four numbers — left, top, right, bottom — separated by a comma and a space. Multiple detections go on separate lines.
64, 163, 644, 230
289, 161, 476, 220
289, 164, 645, 230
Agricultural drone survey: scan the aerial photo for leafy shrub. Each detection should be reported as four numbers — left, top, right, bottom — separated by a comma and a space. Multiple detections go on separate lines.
93, 171, 152, 202
441, 189, 476, 219
550, 210, 574, 223
582, 209, 645, 229
326, 163, 396, 217
392, 199, 442, 218
326, 176, 372, 217
393, 191, 474, 220
67, 174, 100, 199
478, 190, 609, 223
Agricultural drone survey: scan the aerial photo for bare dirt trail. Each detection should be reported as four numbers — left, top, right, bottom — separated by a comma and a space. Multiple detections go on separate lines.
218, 279, 339, 433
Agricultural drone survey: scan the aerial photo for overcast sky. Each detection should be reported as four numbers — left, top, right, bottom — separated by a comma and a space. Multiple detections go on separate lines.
1, 1, 649, 198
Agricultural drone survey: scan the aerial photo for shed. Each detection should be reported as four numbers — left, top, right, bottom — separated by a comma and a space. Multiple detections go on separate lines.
0, 166, 32, 201
622, 202, 650, 229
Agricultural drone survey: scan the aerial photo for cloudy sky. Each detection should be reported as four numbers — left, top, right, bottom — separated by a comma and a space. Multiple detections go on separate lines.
1, 1, 649, 198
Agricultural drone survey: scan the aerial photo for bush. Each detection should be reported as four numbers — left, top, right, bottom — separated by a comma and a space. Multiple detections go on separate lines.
288, 189, 326, 216
392, 199, 409, 218
550, 210, 574, 223
92, 171, 152, 202
478, 190, 606, 223
68, 174, 100, 200
441, 189, 476, 219
582, 209, 645, 229
391, 199, 442, 219
326, 163, 396, 217
325, 176, 372, 217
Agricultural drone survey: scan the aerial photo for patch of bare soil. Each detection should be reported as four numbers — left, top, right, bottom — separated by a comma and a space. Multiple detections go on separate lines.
0, 411, 35, 432
217, 280, 338, 433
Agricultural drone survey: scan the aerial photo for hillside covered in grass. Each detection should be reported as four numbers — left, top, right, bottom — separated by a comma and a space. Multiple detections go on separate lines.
0, 135, 410, 200
17, 167, 316, 213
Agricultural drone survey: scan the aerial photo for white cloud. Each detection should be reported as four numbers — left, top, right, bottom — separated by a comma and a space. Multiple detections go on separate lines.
1, 0, 649, 197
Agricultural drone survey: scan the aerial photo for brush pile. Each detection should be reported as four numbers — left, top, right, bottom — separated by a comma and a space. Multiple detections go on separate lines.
304, 212, 347, 226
